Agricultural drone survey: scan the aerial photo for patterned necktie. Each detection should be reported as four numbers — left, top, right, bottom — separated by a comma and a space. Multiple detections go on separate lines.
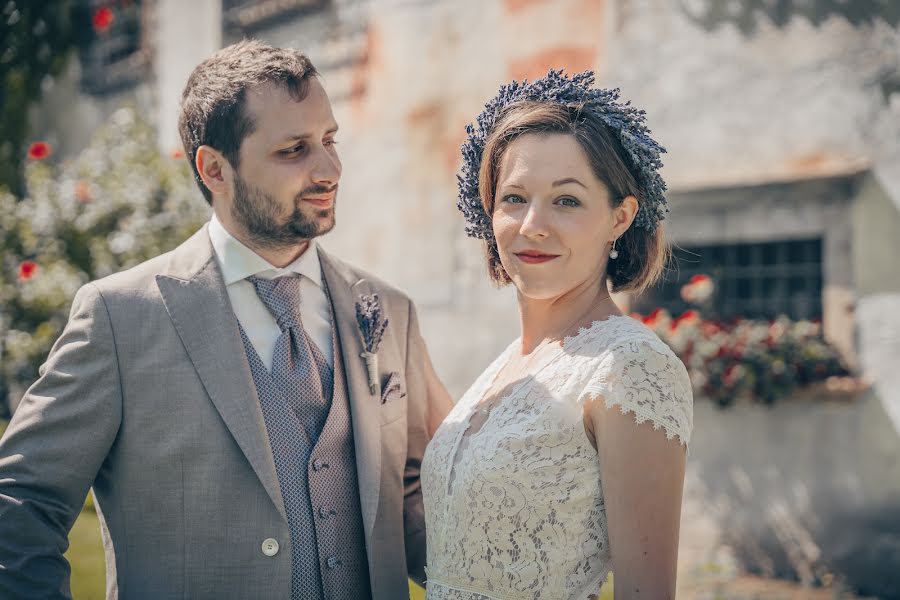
247, 275, 333, 440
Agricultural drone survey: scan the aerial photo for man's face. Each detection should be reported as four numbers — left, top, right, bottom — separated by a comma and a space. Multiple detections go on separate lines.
228, 78, 341, 249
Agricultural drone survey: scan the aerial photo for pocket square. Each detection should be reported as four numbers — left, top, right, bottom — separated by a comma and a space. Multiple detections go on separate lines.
380, 371, 405, 405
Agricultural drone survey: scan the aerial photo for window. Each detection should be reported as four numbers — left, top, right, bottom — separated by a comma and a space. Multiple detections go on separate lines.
76, 0, 150, 95
222, 0, 327, 33
637, 238, 824, 321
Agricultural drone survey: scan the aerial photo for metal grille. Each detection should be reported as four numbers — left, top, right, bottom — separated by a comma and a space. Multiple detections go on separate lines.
637, 238, 824, 321
223, 0, 327, 32
78, 0, 149, 95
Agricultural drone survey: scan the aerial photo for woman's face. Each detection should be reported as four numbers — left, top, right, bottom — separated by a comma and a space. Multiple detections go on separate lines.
492, 132, 620, 301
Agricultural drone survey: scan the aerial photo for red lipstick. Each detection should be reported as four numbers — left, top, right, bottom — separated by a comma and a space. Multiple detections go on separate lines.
514, 250, 560, 264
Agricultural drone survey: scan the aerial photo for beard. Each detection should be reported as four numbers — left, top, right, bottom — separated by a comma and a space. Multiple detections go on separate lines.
230, 173, 336, 250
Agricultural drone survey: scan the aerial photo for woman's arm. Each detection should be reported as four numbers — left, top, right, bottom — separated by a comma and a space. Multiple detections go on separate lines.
585, 396, 687, 599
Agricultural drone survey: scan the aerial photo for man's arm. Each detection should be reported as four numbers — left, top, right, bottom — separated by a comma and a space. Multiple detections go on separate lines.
401, 299, 452, 585
0, 283, 123, 598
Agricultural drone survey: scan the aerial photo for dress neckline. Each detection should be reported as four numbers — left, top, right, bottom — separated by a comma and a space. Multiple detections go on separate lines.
443, 314, 638, 498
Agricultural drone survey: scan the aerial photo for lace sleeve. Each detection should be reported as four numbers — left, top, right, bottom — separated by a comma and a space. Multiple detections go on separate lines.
581, 336, 693, 448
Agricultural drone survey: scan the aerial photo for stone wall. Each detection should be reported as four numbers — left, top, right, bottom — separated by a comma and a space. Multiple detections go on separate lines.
681, 386, 900, 597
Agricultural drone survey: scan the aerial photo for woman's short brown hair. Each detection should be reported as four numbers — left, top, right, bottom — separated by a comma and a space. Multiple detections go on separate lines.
478, 101, 670, 295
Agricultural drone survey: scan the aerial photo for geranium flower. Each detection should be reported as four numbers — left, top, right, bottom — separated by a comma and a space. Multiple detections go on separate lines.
27, 142, 51, 160
18, 261, 38, 281
92, 7, 114, 33
681, 273, 714, 304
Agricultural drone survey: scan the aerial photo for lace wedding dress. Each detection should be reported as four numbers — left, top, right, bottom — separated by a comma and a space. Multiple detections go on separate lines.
421, 315, 693, 599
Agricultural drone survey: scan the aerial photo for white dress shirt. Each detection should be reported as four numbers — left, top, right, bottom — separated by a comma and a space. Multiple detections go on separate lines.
208, 214, 333, 371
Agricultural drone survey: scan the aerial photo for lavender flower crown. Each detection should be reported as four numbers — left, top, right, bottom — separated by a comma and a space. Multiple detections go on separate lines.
456, 69, 669, 244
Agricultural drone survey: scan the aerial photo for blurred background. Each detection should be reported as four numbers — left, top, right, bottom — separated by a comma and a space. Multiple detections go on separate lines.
2, 0, 899, 598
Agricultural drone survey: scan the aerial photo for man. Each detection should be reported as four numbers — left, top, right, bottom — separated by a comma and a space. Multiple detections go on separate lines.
0, 40, 451, 599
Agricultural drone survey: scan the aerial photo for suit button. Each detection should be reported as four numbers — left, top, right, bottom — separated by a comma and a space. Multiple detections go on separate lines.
326, 555, 342, 569
319, 506, 334, 519
313, 459, 324, 471
261, 538, 279, 557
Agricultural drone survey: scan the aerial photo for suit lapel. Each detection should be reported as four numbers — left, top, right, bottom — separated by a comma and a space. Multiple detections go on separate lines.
319, 249, 381, 547
155, 225, 286, 522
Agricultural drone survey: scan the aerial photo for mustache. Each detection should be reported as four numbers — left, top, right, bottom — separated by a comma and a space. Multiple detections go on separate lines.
297, 183, 338, 199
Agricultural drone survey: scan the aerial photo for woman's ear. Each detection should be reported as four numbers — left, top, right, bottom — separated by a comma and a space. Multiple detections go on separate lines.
613, 195, 639, 238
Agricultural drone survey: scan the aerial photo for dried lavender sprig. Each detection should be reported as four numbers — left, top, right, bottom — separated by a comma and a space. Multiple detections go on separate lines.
355, 293, 389, 354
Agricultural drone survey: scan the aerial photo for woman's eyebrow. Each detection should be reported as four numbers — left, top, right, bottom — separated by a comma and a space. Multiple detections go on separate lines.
552, 177, 587, 189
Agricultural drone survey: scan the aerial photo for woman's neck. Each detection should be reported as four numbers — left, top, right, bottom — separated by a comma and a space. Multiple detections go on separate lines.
516, 277, 619, 354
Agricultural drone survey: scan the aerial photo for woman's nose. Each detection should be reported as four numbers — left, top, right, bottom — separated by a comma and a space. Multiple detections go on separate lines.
519, 203, 550, 238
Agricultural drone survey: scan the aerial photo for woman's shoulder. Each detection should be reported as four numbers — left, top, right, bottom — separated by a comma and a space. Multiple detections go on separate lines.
564, 314, 671, 362
570, 315, 694, 447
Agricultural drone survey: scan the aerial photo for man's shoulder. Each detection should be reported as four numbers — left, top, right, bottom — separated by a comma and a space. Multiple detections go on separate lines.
90, 225, 209, 294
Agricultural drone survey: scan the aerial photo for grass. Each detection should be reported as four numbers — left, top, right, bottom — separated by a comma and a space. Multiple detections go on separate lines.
66, 506, 106, 600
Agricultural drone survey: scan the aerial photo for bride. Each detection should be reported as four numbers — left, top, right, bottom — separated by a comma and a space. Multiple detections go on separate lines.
421, 71, 693, 599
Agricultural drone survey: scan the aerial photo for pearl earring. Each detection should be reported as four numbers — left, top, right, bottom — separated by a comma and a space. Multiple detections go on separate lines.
610, 239, 619, 260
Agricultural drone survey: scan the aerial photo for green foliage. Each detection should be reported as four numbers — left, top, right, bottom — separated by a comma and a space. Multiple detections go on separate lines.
0, 1, 76, 194
0, 107, 210, 411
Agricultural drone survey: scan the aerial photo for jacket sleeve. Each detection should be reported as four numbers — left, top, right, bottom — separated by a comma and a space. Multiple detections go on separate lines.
0, 283, 123, 599
401, 298, 451, 586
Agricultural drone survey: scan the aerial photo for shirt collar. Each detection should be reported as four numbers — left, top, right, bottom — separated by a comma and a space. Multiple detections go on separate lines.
208, 213, 323, 288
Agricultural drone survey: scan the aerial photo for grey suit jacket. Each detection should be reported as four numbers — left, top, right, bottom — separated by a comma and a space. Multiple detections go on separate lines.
0, 225, 432, 599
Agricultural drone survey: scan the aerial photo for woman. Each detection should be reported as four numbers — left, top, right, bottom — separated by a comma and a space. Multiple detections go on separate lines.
421, 71, 693, 599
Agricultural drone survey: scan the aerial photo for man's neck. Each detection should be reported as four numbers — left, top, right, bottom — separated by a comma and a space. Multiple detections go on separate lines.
214, 211, 311, 269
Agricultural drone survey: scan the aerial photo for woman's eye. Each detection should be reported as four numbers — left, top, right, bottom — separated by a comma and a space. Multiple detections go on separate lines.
502, 194, 526, 204
557, 196, 581, 207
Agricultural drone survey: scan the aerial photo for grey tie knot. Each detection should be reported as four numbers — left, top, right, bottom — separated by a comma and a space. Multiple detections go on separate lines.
248, 275, 303, 332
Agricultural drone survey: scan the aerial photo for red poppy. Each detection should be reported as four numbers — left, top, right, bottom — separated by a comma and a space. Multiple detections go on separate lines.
27, 142, 51, 160
92, 7, 114, 33
18, 261, 38, 281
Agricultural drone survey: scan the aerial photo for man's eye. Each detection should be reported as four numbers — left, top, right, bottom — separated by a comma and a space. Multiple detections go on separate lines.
281, 144, 306, 156
324, 139, 338, 147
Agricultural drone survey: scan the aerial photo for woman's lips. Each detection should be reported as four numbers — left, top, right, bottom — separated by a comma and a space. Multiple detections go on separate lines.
514, 252, 560, 264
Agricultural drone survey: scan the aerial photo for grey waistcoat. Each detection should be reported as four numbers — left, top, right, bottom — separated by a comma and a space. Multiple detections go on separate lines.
239, 315, 371, 600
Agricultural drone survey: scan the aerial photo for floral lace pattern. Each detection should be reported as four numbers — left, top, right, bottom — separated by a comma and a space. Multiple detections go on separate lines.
421, 315, 693, 599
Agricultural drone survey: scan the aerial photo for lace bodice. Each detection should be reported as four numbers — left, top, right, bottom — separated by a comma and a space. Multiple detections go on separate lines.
421, 315, 693, 599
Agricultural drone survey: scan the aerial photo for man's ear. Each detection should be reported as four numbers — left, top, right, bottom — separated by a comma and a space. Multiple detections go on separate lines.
195, 145, 232, 198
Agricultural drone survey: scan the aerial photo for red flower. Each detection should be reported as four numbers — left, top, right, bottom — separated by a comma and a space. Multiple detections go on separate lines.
92, 7, 114, 33
27, 142, 51, 160
680, 309, 700, 324
170, 148, 185, 160
688, 274, 711, 285
75, 180, 92, 203
18, 261, 38, 281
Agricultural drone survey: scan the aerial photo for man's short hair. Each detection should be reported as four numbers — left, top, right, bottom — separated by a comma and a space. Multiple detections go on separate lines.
178, 40, 318, 204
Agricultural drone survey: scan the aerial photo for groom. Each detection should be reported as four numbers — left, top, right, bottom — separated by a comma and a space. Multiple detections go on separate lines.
0, 41, 449, 599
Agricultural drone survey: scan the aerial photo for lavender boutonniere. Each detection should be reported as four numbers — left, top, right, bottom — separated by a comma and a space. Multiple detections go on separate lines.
355, 293, 389, 395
